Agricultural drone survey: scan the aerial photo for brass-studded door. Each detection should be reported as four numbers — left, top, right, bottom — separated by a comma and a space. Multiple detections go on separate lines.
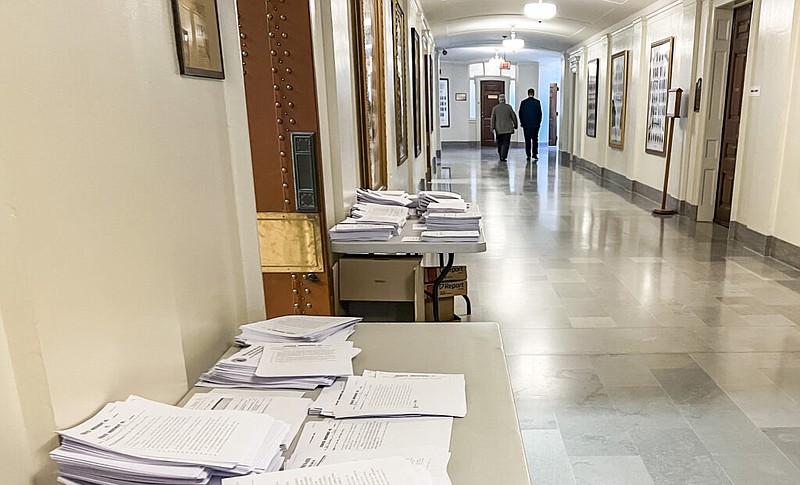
714, 4, 752, 226
238, 0, 333, 317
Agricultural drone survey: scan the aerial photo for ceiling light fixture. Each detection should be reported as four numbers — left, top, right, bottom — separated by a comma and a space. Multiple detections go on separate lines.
502, 28, 524, 52
524, 1, 557, 22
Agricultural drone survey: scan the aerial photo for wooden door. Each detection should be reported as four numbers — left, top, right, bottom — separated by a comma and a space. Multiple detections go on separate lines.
714, 4, 751, 226
480, 81, 505, 146
548, 83, 559, 146
238, 0, 333, 316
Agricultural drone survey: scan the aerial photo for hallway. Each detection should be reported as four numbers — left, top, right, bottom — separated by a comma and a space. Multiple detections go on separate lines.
438, 145, 800, 484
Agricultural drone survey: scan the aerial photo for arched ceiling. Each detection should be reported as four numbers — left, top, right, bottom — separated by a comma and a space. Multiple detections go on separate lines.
421, 0, 656, 54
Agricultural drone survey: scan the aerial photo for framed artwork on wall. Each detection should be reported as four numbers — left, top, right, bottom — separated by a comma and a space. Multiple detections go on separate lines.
170, 0, 224, 79
411, 28, 422, 158
586, 58, 599, 138
645, 37, 674, 156
609, 51, 629, 149
353, 0, 387, 189
392, 0, 408, 166
427, 54, 435, 134
439, 79, 450, 128
455, 93, 467, 101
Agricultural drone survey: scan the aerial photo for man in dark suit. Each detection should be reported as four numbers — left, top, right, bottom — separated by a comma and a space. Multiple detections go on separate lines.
518, 88, 543, 161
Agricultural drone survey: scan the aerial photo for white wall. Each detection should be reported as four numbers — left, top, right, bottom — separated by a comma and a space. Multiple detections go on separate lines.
440, 62, 472, 141
0, 0, 261, 481
538, 58, 562, 146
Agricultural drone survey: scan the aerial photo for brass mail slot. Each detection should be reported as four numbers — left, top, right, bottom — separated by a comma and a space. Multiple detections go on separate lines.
257, 212, 324, 273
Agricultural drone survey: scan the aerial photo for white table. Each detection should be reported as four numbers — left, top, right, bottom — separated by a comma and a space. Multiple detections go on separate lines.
330, 221, 486, 321
181, 322, 530, 485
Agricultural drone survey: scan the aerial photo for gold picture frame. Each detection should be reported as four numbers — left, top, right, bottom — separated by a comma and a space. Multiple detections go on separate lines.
609, 50, 629, 149
353, 0, 388, 189
392, 0, 408, 166
170, 0, 224, 79
645, 37, 674, 156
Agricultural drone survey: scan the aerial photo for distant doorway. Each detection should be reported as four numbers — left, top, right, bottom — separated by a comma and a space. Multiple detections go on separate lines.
548, 83, 559, 146
480, 80, 505, 146
714, 3, 752, 226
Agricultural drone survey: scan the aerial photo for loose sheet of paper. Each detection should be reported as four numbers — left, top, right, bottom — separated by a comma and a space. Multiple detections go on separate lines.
221, 457, 433, 485
333, 375, 467, 418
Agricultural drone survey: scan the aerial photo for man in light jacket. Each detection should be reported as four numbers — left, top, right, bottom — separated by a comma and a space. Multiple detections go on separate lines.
490, 94, 518, 162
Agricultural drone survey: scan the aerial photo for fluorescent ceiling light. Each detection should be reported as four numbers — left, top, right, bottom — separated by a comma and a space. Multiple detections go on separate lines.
524, 2, 557, 21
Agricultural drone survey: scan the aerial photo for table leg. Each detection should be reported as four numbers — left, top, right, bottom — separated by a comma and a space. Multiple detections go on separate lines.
433, 253, 455, 322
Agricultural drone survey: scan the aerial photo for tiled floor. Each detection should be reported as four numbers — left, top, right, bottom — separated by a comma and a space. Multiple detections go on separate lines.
437, 145, 800, 484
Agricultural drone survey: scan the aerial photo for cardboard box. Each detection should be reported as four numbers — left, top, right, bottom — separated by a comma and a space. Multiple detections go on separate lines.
425, 279, 468, 298
424, 265, 467, 283
425, 296, 455, 321
338, 255, 422, 302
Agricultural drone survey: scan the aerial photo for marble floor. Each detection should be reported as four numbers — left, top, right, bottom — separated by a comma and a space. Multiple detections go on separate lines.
436, 145, 800, 484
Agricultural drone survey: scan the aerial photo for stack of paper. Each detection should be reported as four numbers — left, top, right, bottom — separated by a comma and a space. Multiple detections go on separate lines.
417, 191, 463, 216
221, 457, 434, 485
329, 223, 396, 241
421, 230, 481, 243
236, 315, 361, 346
356, 188, 413, 207
350, 203, 410, 228
51, 396, 290, 485
330, 371, 467, 418
307, 378, 346, 417
285, 417, 453, 484
426, 199, 468, 213
183, 390, 312, 449
198, 342, 360, 390
425, 204, 482, 232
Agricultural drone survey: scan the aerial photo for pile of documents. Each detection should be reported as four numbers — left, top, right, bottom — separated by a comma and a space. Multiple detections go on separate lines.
356, 188, 414, 207
417, 191, 463, 216
425, 204, 482, 232
329, 223, 396, 241
221, 457, 436, 484
183, 390, 312, 450
421, 230, 481, 243
51, 396, 289, 485
350, 203, 410, 227
197, 341, 360, 390
284, 417, 453, 484
236, 315, 361, 346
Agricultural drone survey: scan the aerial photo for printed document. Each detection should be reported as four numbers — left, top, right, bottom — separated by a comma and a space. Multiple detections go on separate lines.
333, 375, 466, 418
254, 342, 355, 378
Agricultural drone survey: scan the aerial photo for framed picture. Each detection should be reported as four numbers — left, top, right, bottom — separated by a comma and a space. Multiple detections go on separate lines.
411, 28, 422, 158
609, 51, 629, 149
646, 37, 674, 156
171, 0, 224, 79
586, 58, 599, 138
392, 0, 408, 166
353, 0, 387, 189
455, 93, 467, 101
439, 79, 450, 128
427, 54, 435, 134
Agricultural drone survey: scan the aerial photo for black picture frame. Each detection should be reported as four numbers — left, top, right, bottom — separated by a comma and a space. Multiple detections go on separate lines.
439, 79, 450, 128
586, 58, 599, 138
170, 0, 225, 79
411, 28, 421, 158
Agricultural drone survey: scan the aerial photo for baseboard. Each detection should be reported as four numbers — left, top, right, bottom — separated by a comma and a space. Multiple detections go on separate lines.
441, 141, 479, 148
565, 153, 697, 221
729, 221, 800, 270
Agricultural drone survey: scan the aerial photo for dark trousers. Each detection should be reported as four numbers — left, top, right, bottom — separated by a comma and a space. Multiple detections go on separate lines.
496, 132, 512, 160
523, 126, 540, 158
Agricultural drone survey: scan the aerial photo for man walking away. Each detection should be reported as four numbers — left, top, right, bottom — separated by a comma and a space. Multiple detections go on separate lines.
490, 94, 517, 162
519, 88, 543, 161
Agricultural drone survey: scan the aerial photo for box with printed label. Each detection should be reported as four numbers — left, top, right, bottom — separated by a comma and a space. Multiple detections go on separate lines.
425, 279, 467, 298
425, 296, 455, 321
424, 265, 467, 283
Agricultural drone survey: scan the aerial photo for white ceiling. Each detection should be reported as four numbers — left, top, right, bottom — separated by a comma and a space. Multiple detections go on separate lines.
421, 0, 655, 55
